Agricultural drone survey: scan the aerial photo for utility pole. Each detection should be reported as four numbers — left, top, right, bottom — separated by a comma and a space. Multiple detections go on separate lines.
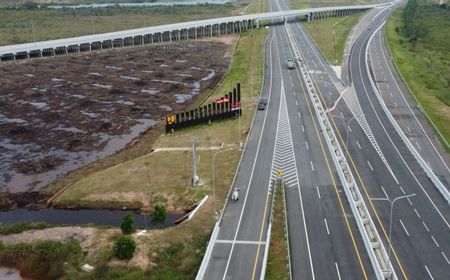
192, 138, 199, 187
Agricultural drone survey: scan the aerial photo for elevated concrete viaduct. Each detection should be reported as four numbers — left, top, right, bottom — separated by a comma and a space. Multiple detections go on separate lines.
0, 4, 382, 61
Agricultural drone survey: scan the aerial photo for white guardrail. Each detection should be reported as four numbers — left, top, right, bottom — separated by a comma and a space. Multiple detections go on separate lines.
366, 23, 450, 205
285, 22, 397, 280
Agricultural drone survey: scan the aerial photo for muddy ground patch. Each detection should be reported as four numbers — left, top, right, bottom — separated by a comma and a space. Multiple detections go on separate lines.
0, 37, 235, 194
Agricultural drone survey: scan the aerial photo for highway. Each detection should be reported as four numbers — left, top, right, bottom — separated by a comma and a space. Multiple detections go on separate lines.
268, 0, 376, 279
368, 21, 450, 192
199, 0, 378, 278
1, 0, 448, 278
284, 1, 450, 278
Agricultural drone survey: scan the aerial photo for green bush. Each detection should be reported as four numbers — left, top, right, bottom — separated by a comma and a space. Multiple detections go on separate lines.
113, 235, 136, 260
0, 221, 51, 235
120, 213, 136, 234
151, 204, 167, 224
0, 240, 84, 279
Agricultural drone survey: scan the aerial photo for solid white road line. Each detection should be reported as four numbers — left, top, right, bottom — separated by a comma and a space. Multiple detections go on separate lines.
424, 265, 435, 280
399, 186, 406, 194
335, 262, 342, 280
399, 219, 409, 236
377, 23, 450, 174
365, 24, 450, 230
431, 235, 439, 248
442, 251, 450, 264
367, 160, 374, 172
356, 140, 362, 149
316, 186, 321, 199
324, 218, 330, 235
221, 33, 276, 280
422, 221, 430, 232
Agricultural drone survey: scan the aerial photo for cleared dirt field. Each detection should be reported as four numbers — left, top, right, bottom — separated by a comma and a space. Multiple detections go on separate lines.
0, 38, 234, 193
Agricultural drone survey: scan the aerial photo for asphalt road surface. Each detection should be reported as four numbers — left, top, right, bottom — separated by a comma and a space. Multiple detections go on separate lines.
202, 0, 450, 279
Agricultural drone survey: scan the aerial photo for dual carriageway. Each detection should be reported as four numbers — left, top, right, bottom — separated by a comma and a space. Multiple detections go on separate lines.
3, 1, 449, 279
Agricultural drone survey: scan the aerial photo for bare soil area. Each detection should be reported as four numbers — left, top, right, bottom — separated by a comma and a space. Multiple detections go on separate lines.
0, 38, 234, 194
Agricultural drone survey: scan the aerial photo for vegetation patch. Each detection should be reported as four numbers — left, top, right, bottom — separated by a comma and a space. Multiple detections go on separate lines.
0, 3, 239, 45
386, 2, 450, 150
304, 13, 362, 65
288, 0, 385, 10
0, 221, 51, 235
266, 182, 289, 280
0, 239, 84, 280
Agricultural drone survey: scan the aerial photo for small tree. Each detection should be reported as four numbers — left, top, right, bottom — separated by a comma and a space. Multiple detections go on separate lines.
120, 213, 135, 234
151, 204, 167, 224
113, 236, 136, 260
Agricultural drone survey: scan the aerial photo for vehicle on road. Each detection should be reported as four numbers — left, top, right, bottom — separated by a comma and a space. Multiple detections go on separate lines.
287, 57, 296, 69
231, 188, 240, 202
258, 98, 267, 110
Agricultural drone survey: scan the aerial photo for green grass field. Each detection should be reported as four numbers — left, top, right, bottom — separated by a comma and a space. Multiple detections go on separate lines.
0, 4, 238, 45
288, 0, 385, 9
304, 13, 361, 65
386, 4, 450, 151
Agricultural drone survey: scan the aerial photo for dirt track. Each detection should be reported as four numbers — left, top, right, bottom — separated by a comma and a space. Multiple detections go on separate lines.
0, 38, 234, 193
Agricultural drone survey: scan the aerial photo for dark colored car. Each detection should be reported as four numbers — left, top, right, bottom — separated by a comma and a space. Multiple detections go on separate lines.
258, 99, 268, 110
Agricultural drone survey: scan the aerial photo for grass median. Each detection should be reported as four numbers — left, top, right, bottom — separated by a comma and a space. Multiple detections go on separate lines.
266, 183, 290, 280
304, 13, 362, 65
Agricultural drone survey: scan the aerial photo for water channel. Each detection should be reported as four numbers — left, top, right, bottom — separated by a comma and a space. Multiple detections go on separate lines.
0, 208, 183, 229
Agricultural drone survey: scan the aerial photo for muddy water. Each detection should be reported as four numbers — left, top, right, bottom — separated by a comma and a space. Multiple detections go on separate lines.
3, 119, 157, 192
0, 208, 182, 229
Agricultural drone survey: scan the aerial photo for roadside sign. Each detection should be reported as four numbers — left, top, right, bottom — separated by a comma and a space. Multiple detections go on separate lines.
216, 97, 230, 104
166, 114, 176, 124
231, 102, 241, 111
275, 169, 283, 177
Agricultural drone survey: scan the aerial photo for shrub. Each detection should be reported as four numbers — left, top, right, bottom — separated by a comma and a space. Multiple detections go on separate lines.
120, 213, 136, 234
151, 204, 167, 224
113, 236, 136, 260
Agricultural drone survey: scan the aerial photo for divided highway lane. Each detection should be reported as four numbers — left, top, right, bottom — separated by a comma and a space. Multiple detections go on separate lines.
348, 5, 450, 279
269, 0, 375, 279
276, 25, 375, 279
282, 1, 450, 278
368, 25, 450, 191
202, 30, 280, 279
